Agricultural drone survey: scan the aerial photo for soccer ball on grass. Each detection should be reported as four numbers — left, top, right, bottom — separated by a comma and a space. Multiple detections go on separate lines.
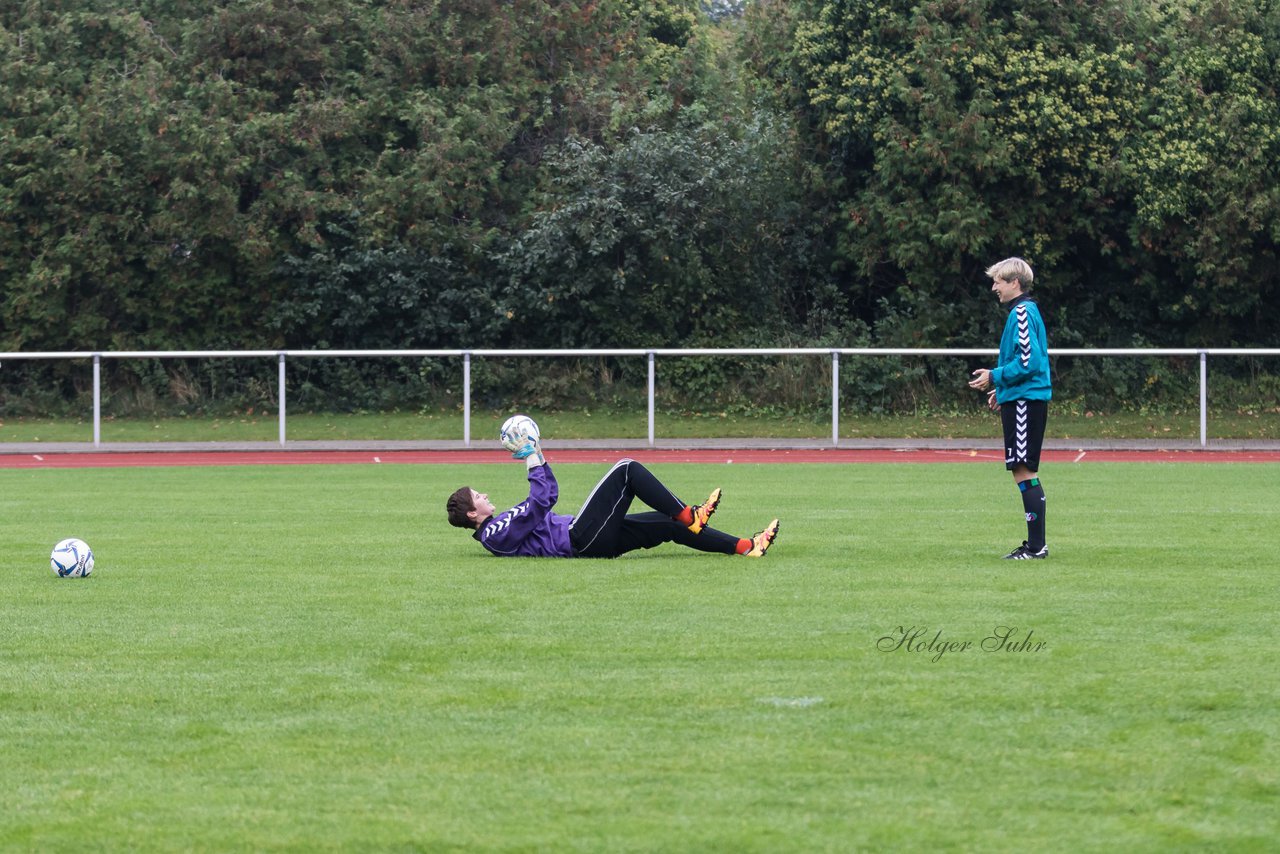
499, 414, 540, 453
50, 537, 94, 578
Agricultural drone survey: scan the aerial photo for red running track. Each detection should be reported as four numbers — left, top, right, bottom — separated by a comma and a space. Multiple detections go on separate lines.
3, 448, 1280, 468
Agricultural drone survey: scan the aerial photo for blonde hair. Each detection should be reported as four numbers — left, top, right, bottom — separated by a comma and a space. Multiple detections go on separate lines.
985, 257, 1034, 291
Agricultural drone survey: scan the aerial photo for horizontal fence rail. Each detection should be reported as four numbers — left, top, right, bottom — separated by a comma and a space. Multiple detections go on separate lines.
4, 348, 1280, 448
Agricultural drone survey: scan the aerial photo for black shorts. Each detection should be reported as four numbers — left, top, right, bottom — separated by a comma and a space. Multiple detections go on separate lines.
1001, 399, 1048, 471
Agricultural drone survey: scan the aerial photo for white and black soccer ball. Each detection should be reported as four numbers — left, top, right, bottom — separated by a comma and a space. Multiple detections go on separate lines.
499, 414, 540, 453
50, 537, 94, 578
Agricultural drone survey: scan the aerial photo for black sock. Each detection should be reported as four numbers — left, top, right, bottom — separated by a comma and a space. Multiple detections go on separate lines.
1019, 478, 1046, 551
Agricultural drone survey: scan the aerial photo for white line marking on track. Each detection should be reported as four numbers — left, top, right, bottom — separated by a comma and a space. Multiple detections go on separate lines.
934, 450, 1002, 460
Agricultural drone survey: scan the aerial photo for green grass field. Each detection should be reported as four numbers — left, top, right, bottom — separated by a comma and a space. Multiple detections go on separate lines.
2, 460, 1277, 850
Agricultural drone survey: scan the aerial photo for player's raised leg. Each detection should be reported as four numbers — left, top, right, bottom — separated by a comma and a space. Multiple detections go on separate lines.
572, 458, 720, 535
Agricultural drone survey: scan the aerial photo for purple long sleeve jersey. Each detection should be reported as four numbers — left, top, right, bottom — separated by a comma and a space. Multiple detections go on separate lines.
473, 463, 574, 557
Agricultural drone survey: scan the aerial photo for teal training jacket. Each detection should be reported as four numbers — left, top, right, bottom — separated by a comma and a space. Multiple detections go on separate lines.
991, 295, 1051, 403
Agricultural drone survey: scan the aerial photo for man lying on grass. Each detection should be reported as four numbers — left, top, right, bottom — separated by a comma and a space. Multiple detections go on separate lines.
446, 438, 779, 559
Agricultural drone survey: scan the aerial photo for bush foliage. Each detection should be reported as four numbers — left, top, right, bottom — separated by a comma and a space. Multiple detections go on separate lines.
2, 0, 1277, 414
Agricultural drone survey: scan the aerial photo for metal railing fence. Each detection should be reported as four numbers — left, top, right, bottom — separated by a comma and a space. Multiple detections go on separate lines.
3, 348, 1279, 448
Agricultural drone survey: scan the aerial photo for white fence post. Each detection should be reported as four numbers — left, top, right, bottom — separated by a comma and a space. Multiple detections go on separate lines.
93, 354, 101, 447
1200, 351, 1207, 448
278, 353, 286, 446
463, 352, 471, 447
831, 351, 840, 446
647, 352, 656, 447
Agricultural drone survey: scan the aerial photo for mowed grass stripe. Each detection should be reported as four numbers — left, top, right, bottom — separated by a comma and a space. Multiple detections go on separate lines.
1, 462, 1277, 850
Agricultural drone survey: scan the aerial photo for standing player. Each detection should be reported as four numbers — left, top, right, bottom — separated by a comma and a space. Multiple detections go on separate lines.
967, 257, 1051, 559
446, 436, 780, 559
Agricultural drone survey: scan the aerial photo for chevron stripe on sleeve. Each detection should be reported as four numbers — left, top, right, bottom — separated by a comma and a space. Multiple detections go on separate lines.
1016, 304, 1031, 368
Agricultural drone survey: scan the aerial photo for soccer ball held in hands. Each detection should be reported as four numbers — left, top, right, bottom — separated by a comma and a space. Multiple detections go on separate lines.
499, 414, 540, 454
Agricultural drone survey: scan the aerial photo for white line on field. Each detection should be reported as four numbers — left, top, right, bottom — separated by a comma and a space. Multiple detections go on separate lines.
758, 696, 824, 708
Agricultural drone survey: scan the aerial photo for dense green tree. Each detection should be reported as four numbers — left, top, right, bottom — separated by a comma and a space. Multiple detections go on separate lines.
3, 0, 1279, 416
1, 0, 718, 354
795, 0, 1146, 346
496, 109, 808, 348
1125, 0, 1280, 346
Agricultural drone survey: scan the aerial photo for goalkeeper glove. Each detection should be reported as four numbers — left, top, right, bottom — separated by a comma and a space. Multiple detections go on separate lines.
511, 440, 545, 468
